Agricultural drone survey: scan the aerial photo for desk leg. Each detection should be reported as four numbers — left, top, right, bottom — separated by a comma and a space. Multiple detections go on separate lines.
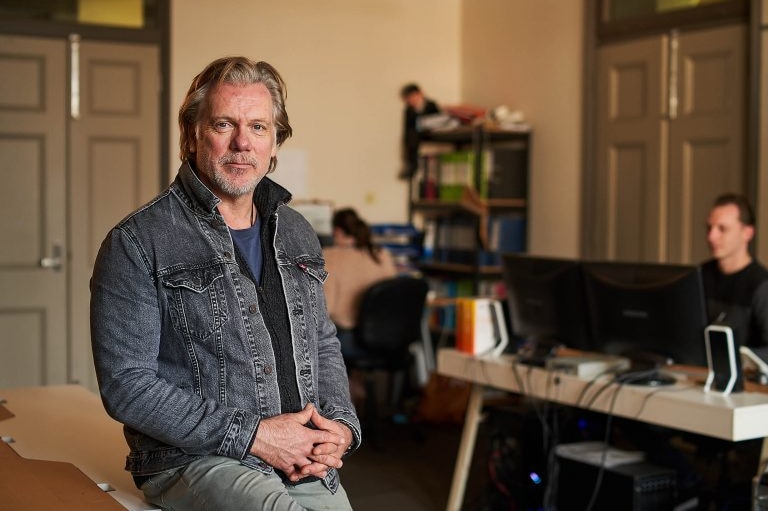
754, 437, 768, 510
446, 383, 485, 511
420, 316, 435, 374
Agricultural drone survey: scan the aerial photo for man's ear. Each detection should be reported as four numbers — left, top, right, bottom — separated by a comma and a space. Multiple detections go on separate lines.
744, 224, 756, 243
185, 124, 199, 155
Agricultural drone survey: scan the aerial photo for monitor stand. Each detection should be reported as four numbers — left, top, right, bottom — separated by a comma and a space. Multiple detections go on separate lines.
615, 369, 676, 387
613, 351, 677, 386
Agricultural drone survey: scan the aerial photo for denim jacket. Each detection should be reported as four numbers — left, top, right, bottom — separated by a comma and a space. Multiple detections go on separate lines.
90, 162, 361, 492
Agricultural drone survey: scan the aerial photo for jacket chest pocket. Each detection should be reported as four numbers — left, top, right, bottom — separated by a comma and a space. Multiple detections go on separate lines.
162, 265, 229, 340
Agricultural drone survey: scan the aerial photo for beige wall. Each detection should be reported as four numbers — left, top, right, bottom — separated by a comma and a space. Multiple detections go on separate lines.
461, 0, 585, 258
171, 0, 462, 224
171, 0, 584, 256
760, 0, 768, 261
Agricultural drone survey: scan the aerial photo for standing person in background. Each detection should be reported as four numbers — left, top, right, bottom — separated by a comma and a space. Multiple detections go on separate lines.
322, 208, 398, 359
90, 56, 360, 511
702, 192, 768, 359
399, 83, 441, 179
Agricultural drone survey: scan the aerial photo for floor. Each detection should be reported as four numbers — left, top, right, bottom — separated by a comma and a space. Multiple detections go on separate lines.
338, 380, 510, 511
341, 417, 508, 511
338, 390, 759, 511
341, 420, 466, 511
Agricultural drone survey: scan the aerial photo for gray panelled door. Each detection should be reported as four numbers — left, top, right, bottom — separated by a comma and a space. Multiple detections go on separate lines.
0, 35, 68, 387
592, 24, 746, 264
0, 34, 160, 389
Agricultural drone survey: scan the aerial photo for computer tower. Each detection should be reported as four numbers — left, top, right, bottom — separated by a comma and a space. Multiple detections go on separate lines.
557, 457, 677, 511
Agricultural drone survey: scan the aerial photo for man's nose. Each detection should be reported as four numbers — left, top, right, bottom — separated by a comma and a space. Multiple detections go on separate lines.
231, 129, 252, 151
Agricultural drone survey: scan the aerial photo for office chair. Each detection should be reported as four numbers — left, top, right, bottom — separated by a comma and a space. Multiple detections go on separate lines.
344, 276, 429, 444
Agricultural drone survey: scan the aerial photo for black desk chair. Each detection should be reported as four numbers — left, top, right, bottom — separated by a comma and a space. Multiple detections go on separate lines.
344, 276, 429, 443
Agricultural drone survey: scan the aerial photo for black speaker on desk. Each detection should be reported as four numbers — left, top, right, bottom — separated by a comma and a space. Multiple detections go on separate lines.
557, 457, 677, 511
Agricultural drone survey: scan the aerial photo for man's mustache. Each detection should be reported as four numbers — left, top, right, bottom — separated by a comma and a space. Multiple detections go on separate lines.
219, 156, 258, 166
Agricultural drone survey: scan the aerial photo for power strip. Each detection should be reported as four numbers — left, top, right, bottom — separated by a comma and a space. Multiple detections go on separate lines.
545, 355, 630, 379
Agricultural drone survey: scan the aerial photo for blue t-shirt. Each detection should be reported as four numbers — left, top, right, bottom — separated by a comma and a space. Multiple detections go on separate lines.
230, 216, 263, 284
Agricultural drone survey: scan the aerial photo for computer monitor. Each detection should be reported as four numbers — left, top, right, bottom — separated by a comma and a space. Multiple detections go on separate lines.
501, 254, 592, 352
581, 261, 708, 369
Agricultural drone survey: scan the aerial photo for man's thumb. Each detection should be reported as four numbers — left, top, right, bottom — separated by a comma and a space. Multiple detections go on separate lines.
299, 402, 315, 419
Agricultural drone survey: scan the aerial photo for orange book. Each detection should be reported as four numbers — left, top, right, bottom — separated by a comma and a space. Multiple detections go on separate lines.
455, 298, 471, 353
455, 298, 509, 356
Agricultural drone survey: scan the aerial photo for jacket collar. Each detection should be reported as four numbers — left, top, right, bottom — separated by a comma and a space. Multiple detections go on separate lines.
175, 160, 292, 220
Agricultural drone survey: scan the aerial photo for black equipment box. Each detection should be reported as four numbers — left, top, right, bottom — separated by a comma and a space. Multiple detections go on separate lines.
556, 456, 676, 510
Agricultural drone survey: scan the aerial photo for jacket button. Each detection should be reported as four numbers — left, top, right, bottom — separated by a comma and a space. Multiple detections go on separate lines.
223, 251, 232, 259
264, 365, 273, 374
249, 304, 258, 314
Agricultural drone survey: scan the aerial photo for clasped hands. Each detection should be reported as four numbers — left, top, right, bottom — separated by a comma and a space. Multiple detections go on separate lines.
250, 403, 353, 482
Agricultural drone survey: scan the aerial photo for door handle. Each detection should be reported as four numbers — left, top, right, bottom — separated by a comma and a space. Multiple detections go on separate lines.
667, 30, 679, 121
69, 33, 80, 120
40, 244, 63, 271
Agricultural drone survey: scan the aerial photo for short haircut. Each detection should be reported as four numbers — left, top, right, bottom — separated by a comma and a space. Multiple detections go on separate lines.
178, 56, 293, 172
712, 193, 755, 226
400, 83, 421, 99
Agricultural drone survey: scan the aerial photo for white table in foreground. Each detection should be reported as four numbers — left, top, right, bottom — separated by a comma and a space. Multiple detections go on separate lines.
437, 348, 768, 511
0, 385, 158, 511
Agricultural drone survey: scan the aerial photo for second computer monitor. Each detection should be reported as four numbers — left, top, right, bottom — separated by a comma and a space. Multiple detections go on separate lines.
581, 261, 709, 368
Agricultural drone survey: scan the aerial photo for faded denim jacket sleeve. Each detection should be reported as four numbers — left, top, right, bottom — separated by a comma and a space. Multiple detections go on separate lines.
90, 223, 260, 465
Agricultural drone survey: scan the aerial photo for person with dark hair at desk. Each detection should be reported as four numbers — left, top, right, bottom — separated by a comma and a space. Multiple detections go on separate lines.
702, 192, 768, 359
322, 208, 398, 359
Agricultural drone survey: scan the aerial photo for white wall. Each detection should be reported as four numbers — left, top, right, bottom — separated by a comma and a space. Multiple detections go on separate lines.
461, 0, 585, 258
170, 0, 462, 224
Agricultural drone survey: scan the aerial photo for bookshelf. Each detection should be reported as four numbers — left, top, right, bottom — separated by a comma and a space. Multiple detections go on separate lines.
409, 124, 531, 302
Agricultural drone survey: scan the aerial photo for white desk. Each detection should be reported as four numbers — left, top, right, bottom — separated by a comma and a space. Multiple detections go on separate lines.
0, 385, 158, 511
437, 348, 768, 511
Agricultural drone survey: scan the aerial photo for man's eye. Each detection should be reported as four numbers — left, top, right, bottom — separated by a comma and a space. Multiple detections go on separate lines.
214, 121, 231, 130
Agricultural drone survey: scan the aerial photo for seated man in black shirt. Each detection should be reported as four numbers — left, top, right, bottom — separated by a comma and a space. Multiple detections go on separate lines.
702, 192, 768, 360
626, 193, 768, 508
693, 193, 768, 505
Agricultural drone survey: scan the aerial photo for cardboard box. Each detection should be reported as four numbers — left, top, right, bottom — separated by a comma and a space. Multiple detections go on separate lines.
0, 440, 125, 510
0, 386, 155, 510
